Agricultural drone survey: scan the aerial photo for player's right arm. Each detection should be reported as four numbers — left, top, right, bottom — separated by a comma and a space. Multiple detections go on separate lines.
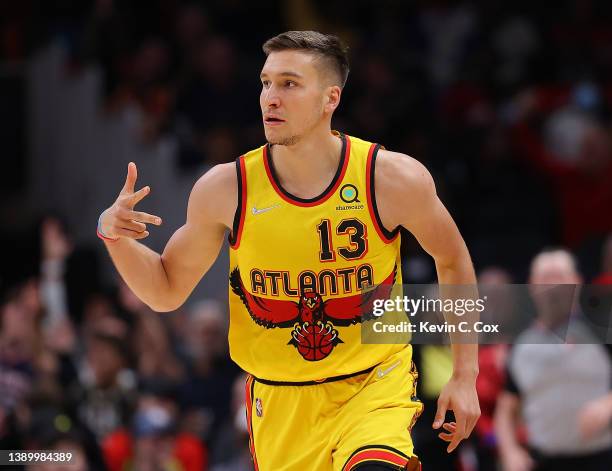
99, 162, 236, 312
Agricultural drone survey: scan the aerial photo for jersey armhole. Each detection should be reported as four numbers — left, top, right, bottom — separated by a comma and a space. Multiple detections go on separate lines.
366, 143, 401, 243
228, 156, 246, 249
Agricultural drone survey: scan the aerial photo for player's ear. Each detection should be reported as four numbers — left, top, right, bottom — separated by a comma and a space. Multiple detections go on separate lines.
325, 85, 341, 113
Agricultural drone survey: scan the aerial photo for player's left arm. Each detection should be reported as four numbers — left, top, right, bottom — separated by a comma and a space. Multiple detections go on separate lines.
376, 149, 481, 453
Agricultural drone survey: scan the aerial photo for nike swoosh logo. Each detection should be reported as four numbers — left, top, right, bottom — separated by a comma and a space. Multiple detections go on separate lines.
377, 360, 401, 378
252, 204, 280, 215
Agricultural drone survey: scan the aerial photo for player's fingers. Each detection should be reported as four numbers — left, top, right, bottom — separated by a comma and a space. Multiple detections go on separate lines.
116, 219, 147, 233
128, 210, 162, 225
130, 186, 150, 205
438, 432, 454, 442
464, 403, 480, 438
439, 422, 457, 442
122, 162, 137, 194
466, 405, 481, 437
113, 227, 149, 239
442, 423, 456, 432
433, 396, 449, 429
447, 435, 462, 453
447, 414, 467, 453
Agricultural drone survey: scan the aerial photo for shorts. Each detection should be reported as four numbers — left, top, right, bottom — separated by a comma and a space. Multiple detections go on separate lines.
245, 346, 424, 471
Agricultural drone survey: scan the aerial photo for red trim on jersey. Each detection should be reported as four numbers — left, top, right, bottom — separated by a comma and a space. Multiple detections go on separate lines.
244, 375, 259, 471
366, 143, 400, 244
342, 448, 409, 470
263, 134, 351, 207
230, 156, 247, 249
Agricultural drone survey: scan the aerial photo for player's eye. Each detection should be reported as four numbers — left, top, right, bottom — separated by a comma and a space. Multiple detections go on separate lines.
261, 80, 270, 88
285, 80, 297, 87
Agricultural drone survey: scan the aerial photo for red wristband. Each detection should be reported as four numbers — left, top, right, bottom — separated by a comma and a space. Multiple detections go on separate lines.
97, 227, 119, 242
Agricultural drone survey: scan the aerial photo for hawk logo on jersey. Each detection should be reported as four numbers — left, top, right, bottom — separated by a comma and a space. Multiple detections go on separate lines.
230, 267, 396, 361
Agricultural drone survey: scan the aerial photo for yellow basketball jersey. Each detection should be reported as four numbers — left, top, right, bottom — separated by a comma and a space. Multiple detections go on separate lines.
228, 132, 405, 382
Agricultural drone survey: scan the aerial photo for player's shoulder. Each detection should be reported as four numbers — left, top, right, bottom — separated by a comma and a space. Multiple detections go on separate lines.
193, 162, 237, 194
189, 162, 237, 228
375, 148, 436, 199
192, 142, 266, 196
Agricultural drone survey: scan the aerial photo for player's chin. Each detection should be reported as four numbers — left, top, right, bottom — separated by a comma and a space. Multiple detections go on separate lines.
265, 130, 296, 146
264, 127, 282, 143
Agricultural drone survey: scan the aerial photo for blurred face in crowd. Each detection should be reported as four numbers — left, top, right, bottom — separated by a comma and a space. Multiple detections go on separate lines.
529, 251, 581, 285
260, 50, 341, 146
477, 267, 514, 336
33, 440, 87, 471
83, 295, 128, 338
478, 267, 512, 285
14, 279, 42, 317
86, 337, 124, 388
578, 124, 611, 174
133, 435, 175, 471
529, 250, 582, 328
137, 394, 178, 426
194, 37, 235, 85
118, 280, 147, 314
187, 301, 226, 359
130, 39, 169, 86
0, 302, 37, 364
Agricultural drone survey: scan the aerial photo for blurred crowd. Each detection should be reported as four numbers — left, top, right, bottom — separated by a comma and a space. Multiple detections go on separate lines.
1, 217, 247, 470
1, 0, 612, 470
0, 219, 610, 470
3, 0, 612, 273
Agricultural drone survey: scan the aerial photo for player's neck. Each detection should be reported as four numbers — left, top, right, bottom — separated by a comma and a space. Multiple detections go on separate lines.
270, 128, 342, 200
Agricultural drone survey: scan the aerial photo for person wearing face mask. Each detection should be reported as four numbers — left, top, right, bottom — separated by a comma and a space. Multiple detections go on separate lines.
101, 379, 207, 471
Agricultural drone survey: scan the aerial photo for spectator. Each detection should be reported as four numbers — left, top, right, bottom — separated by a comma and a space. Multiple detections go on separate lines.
102, 379, 208, 471
474, 267, 514, 471
118, 280, 185, 383
174, 36, 257, 167
511, 90, 612, 247
25, 411, 104, 471
74, 332, 136, 440
179, 300, 240, 447
211, 373, 253, 471
39, 216, 77, 355
29, 430, 90, 471
495, 249, 612, 471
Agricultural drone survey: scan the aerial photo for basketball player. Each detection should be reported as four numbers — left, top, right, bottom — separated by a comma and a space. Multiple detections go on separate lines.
98, 31, 480, 470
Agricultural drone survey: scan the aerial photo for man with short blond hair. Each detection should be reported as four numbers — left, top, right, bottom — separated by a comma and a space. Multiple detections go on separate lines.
98, 30, 480, 470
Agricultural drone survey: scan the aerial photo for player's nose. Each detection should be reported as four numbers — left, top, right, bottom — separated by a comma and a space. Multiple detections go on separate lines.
263, 86, 281, 108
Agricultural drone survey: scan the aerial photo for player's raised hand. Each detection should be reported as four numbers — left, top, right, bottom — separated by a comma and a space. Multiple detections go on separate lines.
98, 162, 162, 241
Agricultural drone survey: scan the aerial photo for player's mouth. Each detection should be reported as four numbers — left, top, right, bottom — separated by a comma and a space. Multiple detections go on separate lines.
264, 115, 286, 126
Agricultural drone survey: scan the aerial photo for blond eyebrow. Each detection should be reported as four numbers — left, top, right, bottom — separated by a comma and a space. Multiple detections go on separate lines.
260, 71, 304, 80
